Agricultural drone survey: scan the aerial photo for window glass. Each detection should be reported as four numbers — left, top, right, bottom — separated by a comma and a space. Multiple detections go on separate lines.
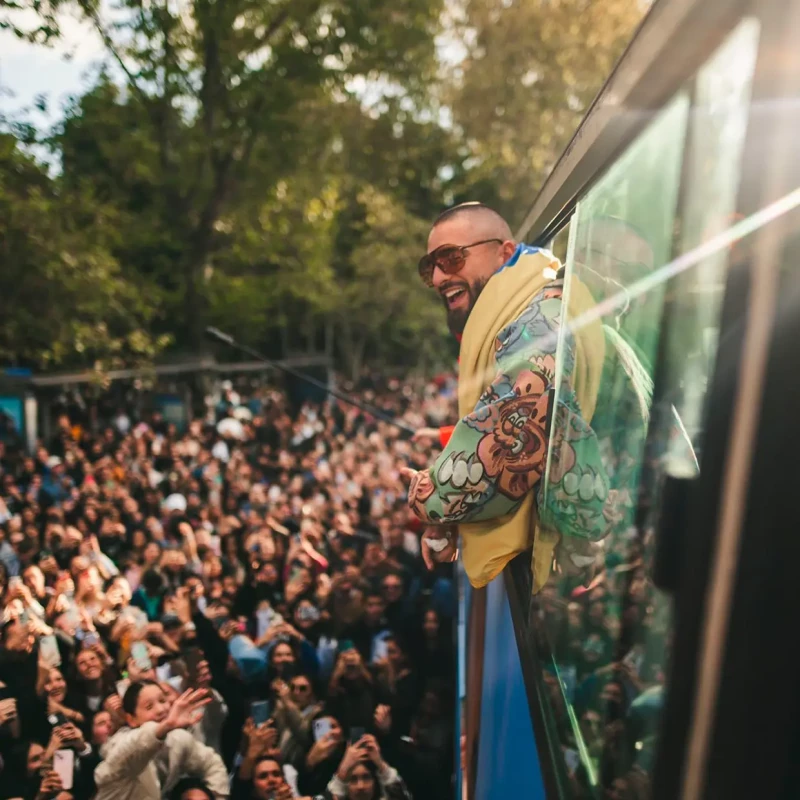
533, 18, 759, 799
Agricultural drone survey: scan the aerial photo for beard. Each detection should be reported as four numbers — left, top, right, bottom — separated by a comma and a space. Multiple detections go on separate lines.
443, 277, 488, 336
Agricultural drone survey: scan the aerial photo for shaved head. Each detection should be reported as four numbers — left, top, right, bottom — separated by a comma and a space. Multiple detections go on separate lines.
426, 203, 517, 335
431, 203, 513, 241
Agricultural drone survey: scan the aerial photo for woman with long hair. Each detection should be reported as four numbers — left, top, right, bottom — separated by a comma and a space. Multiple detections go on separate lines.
326, 735, 411, 800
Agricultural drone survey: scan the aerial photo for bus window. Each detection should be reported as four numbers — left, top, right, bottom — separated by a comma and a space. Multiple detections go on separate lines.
534, 17, 760, 798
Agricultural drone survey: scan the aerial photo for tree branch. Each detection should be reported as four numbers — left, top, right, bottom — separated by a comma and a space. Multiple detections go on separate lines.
77, 1, 153, 114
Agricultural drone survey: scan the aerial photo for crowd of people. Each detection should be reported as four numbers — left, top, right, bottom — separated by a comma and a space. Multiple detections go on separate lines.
0, 373, 459, 800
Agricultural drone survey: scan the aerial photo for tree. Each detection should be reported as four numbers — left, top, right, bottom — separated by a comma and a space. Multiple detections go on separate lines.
57, 0, 444, 349
1, 0, 64, 42
0, 133, 168, 372
443, 0, 644, 225
333, 186, 449, 380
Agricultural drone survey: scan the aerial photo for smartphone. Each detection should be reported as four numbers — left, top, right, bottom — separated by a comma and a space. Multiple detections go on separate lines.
349, 726, 366, 745
298, 605, 320, 623
39, 634, 62, 668
8, 576, 21, 589
53, 749, 74, 790
256, 607, 274, 639
131, 642, 152, 671
312, 718, 333, 742
250, 700, 270, 726
82, 631, 100, 649
371, 638, 389, 664
211, 613, 230, 631
564, 748, 581, 775
116, 679, 130, 699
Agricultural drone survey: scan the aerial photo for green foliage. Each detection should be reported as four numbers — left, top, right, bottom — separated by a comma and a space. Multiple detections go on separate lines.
0, 0, 646, 377
0, 0, 64, 42
0, 134, 170, 371
444, 0, 644, 225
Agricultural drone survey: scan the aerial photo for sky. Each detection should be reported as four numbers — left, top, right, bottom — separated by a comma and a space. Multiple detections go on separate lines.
0, 8, 105, 124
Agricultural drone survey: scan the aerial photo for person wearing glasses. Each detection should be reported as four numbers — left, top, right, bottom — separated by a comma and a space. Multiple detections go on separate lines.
401, 202, 610, 593
271, 674, 322, 767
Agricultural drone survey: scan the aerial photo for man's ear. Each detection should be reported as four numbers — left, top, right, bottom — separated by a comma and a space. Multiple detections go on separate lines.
502, 240, 517, 262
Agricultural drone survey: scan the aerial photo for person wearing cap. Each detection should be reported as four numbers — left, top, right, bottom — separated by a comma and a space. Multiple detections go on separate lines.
402, 202, 609, 593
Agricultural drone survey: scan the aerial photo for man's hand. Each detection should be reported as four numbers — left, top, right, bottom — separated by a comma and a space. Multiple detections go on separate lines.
421, 526, 459, 570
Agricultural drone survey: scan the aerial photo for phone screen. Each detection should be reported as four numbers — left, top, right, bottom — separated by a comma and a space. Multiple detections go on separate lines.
53, 749, 74, 790
39, 634, 62, 668
131, 642, 152, 671
349, 726, 365, 745
250, 700, 270, 726
312, 718, 332, 742
564, 748, 581, 775
371, 638, 389, 664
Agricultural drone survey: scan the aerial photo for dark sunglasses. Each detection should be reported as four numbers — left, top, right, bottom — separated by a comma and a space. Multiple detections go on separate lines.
417, 238, 503, 288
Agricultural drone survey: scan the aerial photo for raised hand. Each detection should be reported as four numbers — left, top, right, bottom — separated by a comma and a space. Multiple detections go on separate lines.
161, 688, 210, 732
36, 771, 63, 800
307, 731, 341, 768
361, 734, 384, 769
374, 704, 392, 733
246, 720, 278, 759
336, 740, 369, 780
0, 698, 18, 725
272, 679, 291, 704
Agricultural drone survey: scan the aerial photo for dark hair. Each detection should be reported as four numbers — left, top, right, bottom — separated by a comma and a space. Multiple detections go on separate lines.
169, 777, 214, 800
141, 568, 164, 594
343, 757, 380, 797
122, 679, 160, 717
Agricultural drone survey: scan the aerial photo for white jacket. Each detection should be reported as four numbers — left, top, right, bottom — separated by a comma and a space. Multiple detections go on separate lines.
94, 722, 230, 800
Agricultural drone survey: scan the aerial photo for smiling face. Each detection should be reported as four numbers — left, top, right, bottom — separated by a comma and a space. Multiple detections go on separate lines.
425, 210, 516, 336
76, 649, 104, 681
45, 669, 67, 701
128, 684, 170, 726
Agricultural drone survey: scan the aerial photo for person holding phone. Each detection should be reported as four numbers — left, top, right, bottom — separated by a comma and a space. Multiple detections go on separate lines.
296, 715, 345, 797
327, 735, 411, 800
271, 676, 321, 767
93, 681, 228, 800
237, 755, 318, 800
